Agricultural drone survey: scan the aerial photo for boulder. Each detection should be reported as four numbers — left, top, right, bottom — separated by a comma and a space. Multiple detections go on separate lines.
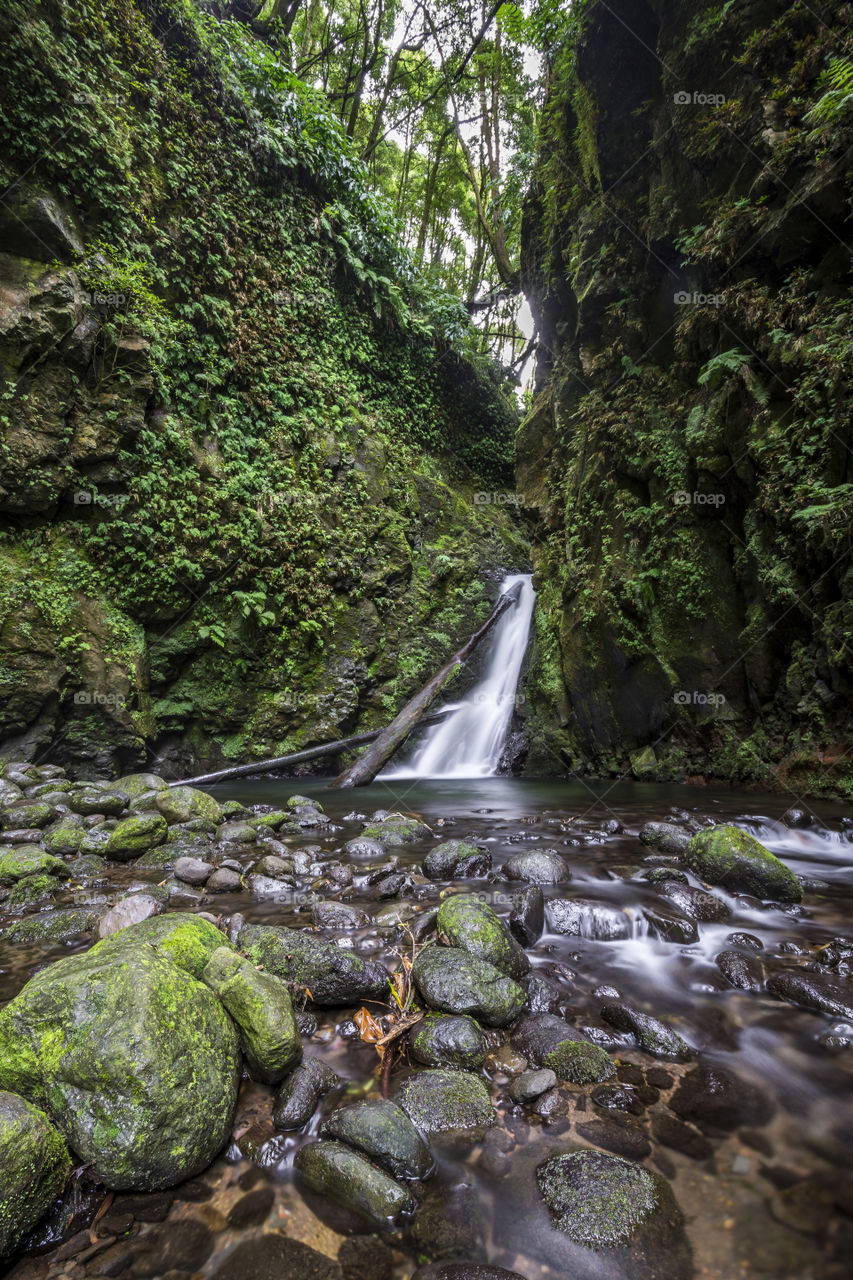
0, 939, 240, 1189
437, 894, 529, 979
104, 813, 168, 861
0, 801, 56, 830
501, 850, 570, 884
156, 786, 222, 826
397, 1068, 495, 1135
321, 1099, 432, 1179
95, 911, 232, 977
97, 893, 161, 938
295, 1140, 414, 1226
411, 946, 525, 1027
544, 1040, 616, 1084
114, 773, 168, 798
684, 825, 802, 902
202, 947, 301, 1083
238, 923, 387, 1005
423, 841, 491, 879
409, 1014, 486, 1071
0, 847, 70, 885
0, 1090, 72, 1258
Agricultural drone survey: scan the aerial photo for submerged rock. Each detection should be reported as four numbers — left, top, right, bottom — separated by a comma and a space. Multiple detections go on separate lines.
0, 936, 240, 1189
239, 922, 387, 1005
684, 825, 802, 902
767, 969, 853, 1020
274, 1057, 340, 1129
295, 1140, 414, 1226
502, 849, 570, 884
437, 894, 529, 979
409, 1014, 486, 1071
547, 898, 631, 940
397, 1068, 495, 1135
600, 1003, 691, 1060
669, 1065, 774, 1131
321, 1099, 432, 1180
211, 1232, 343, 1280
544, 1039, 616, 1084
0, 1090, 72, 1258
203, 946, 301, 1083
411, 946, 526, 1026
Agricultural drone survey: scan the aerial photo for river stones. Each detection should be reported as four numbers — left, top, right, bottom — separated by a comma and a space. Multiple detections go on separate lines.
238, 922, 387, 1005
684, 824, 802, 901
0, 1090, 72, 1258
0, 847, 69, 884
113, 772, 168, 798
501, 849, 570, 884
96, 911, 233, 977
156, 785, 222, 826
716, 949, 765, 990
397, 1068, 495, 1135
97, 892, 161, 938
509, 1069, 557, 1103
321, 1099, 432, 1179
509, 885, 544, 946
767, 969, 853, 1020
42, 816, 85, 855
409, 1181, 486, 1262
1, 908, 101, 943
211, 1232, 343, 1280
203, 946, 301, 1083
69, 788, 129, 816
437, 894, 530, 979
361, 816, 431, 845
274, 1058, 340, 1129
0, 801, 57, 829
652, 880, 730, 922
295, 1140, 415, 1226
411, 946, 526, 1026
174, 855, 214, 884
413, 1267, 527, 1280
600, 1003, 691, 1060
669, 1065, 774, 1131
511, 1014, 584, 1064
0, 936, 240, 1189
410, 1013, 486, 1071
641, 903, 698, 944
312, 901, 371, 929
424, 840, 491, 879
638, 822, 691, 854
544, 1040, 616, 1084
103, 812, 168, 860
546, 898, 631, 940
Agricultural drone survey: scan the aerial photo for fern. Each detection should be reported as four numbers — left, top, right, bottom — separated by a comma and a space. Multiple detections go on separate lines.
806, 58, 853, 129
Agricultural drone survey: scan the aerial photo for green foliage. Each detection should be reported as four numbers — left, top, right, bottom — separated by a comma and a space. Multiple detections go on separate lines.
805, 57, 853, 129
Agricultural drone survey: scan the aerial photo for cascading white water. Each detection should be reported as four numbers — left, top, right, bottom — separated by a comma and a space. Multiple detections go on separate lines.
384, 573, 536, 779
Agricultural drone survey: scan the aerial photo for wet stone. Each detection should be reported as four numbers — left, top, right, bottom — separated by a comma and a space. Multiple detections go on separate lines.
575, 1115, 652, 1160
410, 1013, 486, 1071
274, 1057, 340, 1130
211, 1233, 343, 1280
651, 1111, 713, 1160
669, 1065, 775, 1132
501, 849, 571, 884
716, 948, 765, 990
509, 884, 544, 946
321, 1098, 432, 1179
508, 1069, 557, 1103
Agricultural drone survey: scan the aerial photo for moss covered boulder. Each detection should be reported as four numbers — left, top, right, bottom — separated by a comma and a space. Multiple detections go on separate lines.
411, 945, 526, 1027
545, 1040, 616, 1085
684, 825, 802, 902
423, 840, 492, 879
114, 773, 168, 798
0, 801, 56, 830
295, 1139, 415, 1227
0, 847, 69, 885
409, 1013, 486, 1071
437, 894, 530, 980
0, 938, 240, 1190
238, 922, 387, 1005
156, 786, 222, 826
397, 1068, 495, 1135
95, 911, 232, 978
0, 908, 100, 944
104, 812, 168, 861
42, 817, 84, 856
360, 816, 431, 845
321, 1099, 432, 1179
0, 1090, 72, 1258
202, 947, 301, 1084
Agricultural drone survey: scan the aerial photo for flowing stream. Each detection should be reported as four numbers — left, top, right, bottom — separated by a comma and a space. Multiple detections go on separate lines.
384, 572, 536, 779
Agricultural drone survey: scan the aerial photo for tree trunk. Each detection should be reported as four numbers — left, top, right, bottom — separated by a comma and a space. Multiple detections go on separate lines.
330, 582, 523, 789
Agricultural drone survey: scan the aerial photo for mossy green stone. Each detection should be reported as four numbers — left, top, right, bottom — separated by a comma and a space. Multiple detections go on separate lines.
1, 909, 100, 943
7, 873, 57, 908
0, 944, 240, 1190
202, 947, 301, 1084
0, 1090, 72, 1258
684, 825, 802, 902
409, 1013, 486, 1070
321, 1098, 432, 1179
397, 1067, 495, 1135
411, 945, 526, 1027
238, 922, 387, 1005
294, 1140, 414, 1226
0, 801, 54, 830
43, 818, 84, 855
537, 1149, 662, 1246
360, 816, 430, 845
104, 812, 168, 861
0, 848, 70, 886
156, 786, 222, 826
94, 912, 233, 977
544, 1040, 616, 1084
437, 893, 529, 979
114, 773, 168, 797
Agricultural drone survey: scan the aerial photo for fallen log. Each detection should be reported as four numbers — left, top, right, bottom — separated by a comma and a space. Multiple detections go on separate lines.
330, 581, 523, 789
170, 708, 456, 788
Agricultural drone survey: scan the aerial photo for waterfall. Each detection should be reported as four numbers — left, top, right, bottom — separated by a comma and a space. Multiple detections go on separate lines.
384, 573, 536, 779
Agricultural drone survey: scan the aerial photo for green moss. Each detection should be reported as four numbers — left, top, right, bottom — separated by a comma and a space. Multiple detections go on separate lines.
94, 912, 233, 977
684, 825, 802, 902
537, 1149, 659, 1247
544, 1040, 616, 1085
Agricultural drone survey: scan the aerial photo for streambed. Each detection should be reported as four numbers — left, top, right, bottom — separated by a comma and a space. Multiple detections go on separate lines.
2, 774, 853, 1280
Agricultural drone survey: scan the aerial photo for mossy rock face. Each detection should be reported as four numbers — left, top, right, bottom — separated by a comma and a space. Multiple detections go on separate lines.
684, 825, 802, 902
411, 945, 526, 1027
0, 943, 240, 1190
238, 922, 387, 1006
0, 848, 70, 886
321, 1099, 432, 1180
409, 1013, 486, 1071
544, 1040, 616, 1085
436, 894, 530, 980
94, 912, 233, 978
360, 817, 431, 845
294, 1139, 414, 1227
396, 1068, 495, 1136
42, 817, 85, 856
114, 773, 168, 798
104, 813, 168, 861
0, 908, 101, 943
423, 840, 491, 879
0, 1090, 72, 1258
156, 787, 222, 826
7, 872, 59, 909
537, 1149, 682, 1248
0, 801, 56, 830
202, 947, 301, 1084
